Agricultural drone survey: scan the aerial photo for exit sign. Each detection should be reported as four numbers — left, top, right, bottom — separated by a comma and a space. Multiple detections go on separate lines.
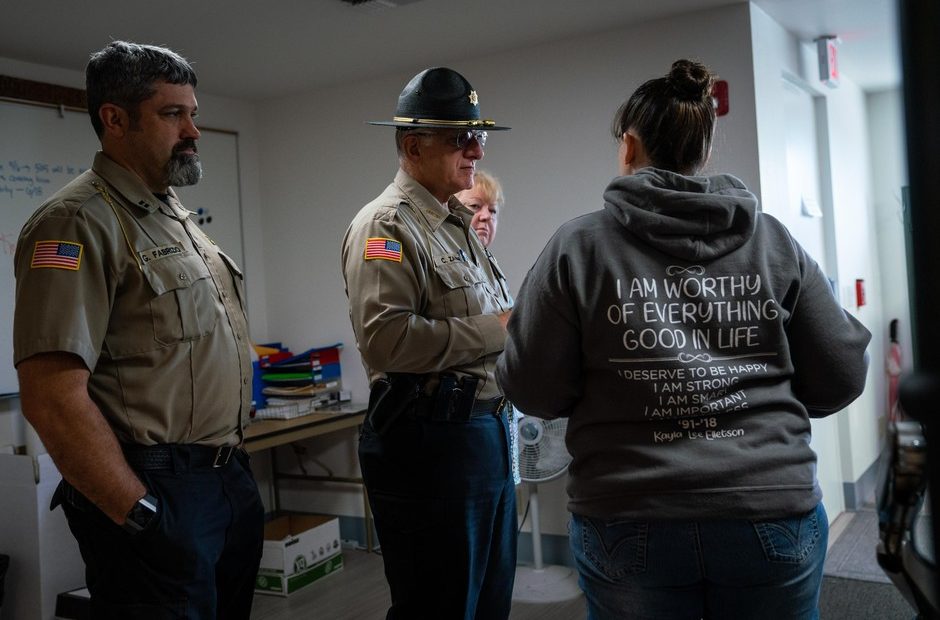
816, 36, 840, 88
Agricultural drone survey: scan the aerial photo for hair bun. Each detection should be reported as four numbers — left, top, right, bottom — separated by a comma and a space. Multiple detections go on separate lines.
667, 59, 715, 102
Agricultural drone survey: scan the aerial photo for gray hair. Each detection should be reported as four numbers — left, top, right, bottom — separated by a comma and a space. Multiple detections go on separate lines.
86, 41, 197, 138
395, 127, 440, 158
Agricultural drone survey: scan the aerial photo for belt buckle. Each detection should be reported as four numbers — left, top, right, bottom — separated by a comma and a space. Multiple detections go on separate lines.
213, 446, 235, 468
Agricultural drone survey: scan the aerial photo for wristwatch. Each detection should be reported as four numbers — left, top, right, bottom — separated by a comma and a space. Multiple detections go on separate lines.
122, 493, 158, 535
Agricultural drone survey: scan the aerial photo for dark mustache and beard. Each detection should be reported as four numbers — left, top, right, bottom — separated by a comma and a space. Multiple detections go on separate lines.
166, 139, 202, 187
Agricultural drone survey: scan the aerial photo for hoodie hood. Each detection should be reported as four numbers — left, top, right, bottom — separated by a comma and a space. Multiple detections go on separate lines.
603, 168, 758, 261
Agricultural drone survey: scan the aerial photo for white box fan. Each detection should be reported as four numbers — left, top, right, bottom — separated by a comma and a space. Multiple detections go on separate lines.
513, 412, 582, 603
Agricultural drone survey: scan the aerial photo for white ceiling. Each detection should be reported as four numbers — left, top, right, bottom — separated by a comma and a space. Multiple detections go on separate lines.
0, 0, 899, 101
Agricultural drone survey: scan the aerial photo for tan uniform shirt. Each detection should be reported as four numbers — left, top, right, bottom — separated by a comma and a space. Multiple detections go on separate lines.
342, 169, 513, 400
13, 152, 252, 447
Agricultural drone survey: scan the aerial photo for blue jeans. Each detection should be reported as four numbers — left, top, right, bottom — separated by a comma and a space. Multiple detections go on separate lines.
359, 408, 517, 620
570, 503, 828, 620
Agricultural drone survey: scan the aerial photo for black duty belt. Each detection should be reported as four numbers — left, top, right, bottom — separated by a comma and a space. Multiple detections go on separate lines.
469, 396, 508, 417
366, 372, 507, 435
122, 443, 241, 471
412, 394, 506, 421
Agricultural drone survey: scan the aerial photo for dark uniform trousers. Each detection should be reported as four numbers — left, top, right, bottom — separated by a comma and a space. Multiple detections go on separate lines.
54, 445, 264, 619
358, 405, 518, 620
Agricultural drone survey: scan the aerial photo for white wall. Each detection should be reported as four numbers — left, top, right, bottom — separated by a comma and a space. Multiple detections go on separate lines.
0, 58, 86, 92
256, 3, 759, 531
824, 80, 887, 482
867, 89, 911, 370
749, 5, 887, 491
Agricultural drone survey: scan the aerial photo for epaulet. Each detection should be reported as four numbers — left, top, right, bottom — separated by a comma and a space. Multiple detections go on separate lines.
90, 179, 144, 271
370, 201, 409, 222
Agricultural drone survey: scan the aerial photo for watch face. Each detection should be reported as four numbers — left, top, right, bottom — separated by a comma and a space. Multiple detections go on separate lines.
124, 494, 158, 534
138, 495, 157, 516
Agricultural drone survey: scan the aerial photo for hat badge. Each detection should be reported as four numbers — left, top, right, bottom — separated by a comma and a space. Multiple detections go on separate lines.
468, 90, 479, 106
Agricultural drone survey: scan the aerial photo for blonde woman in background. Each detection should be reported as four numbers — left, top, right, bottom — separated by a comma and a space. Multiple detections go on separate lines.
456, 169, 503, 248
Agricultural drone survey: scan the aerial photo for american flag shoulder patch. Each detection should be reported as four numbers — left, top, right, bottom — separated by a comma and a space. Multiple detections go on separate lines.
364, 237, 403, 262
30, 240, 83, 270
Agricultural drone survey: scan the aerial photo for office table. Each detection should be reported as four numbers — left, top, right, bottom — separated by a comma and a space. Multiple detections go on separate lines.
244, 402, 366, 453
244, 403, 374, 551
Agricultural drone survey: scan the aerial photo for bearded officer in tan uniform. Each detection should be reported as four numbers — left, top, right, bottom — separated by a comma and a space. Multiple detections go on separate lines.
13, 41, 262, 619
342, 67, 516, 619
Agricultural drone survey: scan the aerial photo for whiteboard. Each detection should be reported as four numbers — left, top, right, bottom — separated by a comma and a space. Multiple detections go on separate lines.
0, 98, 243, 394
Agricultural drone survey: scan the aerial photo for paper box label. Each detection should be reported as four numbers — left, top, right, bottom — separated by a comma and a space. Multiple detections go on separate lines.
255, 553, 343, 595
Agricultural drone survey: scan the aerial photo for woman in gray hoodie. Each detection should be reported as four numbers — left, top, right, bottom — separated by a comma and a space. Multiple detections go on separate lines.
496, 59, 871, 620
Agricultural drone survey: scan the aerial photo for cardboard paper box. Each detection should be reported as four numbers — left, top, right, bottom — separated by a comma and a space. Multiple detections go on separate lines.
255, 513, 343, 596
255, 553, 344, 597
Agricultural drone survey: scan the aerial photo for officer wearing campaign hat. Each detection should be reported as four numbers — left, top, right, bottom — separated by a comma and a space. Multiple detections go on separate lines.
343, 67, 517, 619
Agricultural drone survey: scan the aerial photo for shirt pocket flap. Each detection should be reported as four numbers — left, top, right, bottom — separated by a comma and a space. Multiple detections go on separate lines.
434, 261, 487, 289
142, 255, 211, 295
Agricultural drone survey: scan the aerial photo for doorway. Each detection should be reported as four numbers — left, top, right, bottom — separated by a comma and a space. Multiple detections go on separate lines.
780, 75, 845, 520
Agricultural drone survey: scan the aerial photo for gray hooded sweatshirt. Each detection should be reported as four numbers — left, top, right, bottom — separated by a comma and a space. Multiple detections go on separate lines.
496, 168, 871, 520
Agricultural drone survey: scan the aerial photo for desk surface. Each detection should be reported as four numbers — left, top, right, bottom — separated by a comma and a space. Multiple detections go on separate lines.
244, 403, 366, 453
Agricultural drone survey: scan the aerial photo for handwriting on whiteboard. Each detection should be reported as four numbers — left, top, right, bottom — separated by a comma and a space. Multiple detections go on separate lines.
0, 160, 87, 202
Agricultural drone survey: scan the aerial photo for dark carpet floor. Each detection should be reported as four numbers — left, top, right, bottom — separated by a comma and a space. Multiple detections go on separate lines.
820, 508, 918, 618
820, 576, 915, 619
824, 509, 891, 584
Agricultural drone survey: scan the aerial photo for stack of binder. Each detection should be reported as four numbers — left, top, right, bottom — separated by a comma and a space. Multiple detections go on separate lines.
253, 343, 345, 419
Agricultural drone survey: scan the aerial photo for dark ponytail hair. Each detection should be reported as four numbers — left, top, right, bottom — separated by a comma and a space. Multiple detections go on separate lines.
611, 59, 716, 175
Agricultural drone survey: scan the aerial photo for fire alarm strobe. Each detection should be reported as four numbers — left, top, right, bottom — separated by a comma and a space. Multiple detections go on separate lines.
712, 80, 729, 117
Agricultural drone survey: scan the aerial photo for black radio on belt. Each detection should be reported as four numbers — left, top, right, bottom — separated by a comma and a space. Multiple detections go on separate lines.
430, 374, 478, 422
